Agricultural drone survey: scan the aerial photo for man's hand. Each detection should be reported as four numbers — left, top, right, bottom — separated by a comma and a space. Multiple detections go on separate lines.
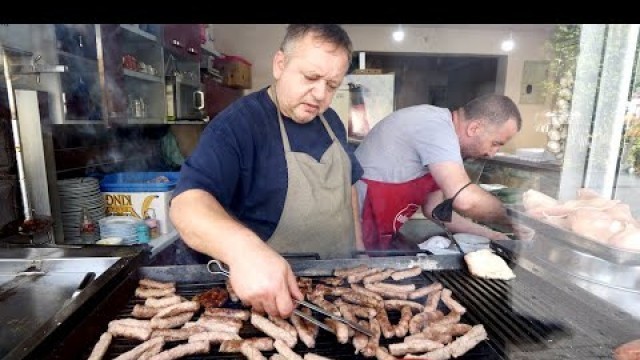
227, 245, 303, 318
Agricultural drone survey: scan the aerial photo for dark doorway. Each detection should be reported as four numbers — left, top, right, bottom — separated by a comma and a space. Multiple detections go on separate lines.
352, 52, 504, 110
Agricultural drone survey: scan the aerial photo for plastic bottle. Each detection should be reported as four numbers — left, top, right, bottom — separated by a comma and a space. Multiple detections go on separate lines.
79, 207, 97, 244
144, 208, 160, 238
136, 222, 150, 244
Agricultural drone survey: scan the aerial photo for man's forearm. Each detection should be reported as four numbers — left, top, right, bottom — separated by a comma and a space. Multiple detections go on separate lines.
454, 185, 511, 225
169, 189, 267, 266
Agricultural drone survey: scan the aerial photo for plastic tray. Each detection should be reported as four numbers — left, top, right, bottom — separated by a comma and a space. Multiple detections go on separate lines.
506, 205, 640, 265
99, 172, 179, 192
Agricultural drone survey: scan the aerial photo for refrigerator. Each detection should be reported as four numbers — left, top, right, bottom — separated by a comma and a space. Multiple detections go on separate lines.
331, 73, 395, 141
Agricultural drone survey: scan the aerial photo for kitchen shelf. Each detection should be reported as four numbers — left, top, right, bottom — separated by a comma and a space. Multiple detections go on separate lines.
123, 69, 163, 83
125, 117, 166, 124
120, 24, 157, 42
167, 120, 208, 125
57, 50, 97, 64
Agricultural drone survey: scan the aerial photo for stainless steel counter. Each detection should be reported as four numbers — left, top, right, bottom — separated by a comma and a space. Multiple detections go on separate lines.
0, 246, 146, 360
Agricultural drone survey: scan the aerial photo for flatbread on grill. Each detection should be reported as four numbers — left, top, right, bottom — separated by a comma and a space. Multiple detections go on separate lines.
464, 249, 516, 280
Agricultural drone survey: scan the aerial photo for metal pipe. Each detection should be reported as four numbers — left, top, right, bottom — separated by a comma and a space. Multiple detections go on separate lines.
2, 44, 33, 221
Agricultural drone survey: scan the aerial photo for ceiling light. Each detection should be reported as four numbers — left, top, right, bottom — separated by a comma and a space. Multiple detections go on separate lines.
392, 27, 405, 42
501, 33, 515, 52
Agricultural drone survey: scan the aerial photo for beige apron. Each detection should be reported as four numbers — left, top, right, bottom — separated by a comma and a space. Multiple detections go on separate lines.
268, 88, 356, 259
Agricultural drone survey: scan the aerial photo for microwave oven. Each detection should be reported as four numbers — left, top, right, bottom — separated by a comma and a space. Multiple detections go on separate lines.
165, 74, 204, 121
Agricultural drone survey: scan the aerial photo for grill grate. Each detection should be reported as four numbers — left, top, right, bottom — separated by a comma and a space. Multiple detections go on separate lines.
79, 263, 638, 360
428, 269, 621, 359
90, 276, 503, 360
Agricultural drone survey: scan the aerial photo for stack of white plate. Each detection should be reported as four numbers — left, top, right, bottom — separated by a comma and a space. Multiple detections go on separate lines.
58, 177, 106, 243
99, 216, 141, 245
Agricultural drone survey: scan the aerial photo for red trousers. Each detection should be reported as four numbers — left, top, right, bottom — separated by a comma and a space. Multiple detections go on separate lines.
361, 174, 439, 251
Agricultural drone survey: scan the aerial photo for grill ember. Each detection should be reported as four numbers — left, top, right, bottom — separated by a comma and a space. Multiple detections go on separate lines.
85, 265, 491, 360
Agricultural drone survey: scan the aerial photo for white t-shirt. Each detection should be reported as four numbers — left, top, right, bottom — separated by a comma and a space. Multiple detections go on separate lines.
354, 105, 463, 216
355, 104, 463, 183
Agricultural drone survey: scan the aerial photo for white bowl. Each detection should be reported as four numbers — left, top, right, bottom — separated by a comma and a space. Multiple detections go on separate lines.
96, 237, 123, 245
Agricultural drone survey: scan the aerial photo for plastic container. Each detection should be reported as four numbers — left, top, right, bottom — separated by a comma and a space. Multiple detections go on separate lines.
99, 172, 180, 193
100, 172, 179, 235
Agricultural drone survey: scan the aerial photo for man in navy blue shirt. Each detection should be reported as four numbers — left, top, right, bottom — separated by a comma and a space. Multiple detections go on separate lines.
170, 24, 364, 318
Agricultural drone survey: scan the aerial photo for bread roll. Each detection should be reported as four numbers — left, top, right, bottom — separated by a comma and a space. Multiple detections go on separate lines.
464, 249, 516, 280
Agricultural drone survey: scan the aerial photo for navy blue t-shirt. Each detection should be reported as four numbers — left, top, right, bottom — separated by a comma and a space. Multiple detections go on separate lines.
173, 87, 363, 241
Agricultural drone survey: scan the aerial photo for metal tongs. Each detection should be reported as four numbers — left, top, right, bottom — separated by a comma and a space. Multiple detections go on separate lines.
207, 259, 372, 336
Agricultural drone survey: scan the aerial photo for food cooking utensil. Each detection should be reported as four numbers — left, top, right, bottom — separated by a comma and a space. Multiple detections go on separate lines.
207, 259, 372, 336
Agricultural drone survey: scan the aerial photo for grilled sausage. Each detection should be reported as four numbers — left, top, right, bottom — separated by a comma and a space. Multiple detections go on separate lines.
394, 306, 413, 337
388, 339, 445, 356
364, 283, 409, 299
333, 264, 368, 277
375, 308, 395, 339
108, 323, 151, 341
308, 293, 340, 315
324, 318, 350, 344
424, 289, 442, 312
362, 269, 395, 284
135, 287, 176, 299
204, 307, 250, 320
137, 340, 164, 360
369, 282, 416, 293
408, 310, 445, 334
109, 318, 151, 329
290, 308, 318, 348
440, 288, 466, 314
334, 300, 377, 318
187, 330, 241, 343
113, 336, 164, 360
409, 282, 443, 300
150, 311, 194, 329
150, 325, 206, 341
447, 324, 488, 357
375, 346, 397, 360
139, 278, 176, 290
240, 342, 268, 360
87, 332, 112, 360
274, 339, 304, 360
362, 318, 381, 358
390, 266, 422, 281
154, 300, 200, 318
251, 313, 298, 348
219, 338, 275, 352
347, 268, 383, 283
149, 340, 210, 360
352, 320, 370, 355
132, 304, 160, 319
341, 291, 383, 308
268, 315, 298, 342
349, 284, 384, 301
145, 295, 182, 308
383, 299, 424, 312
191, 316, 242, 333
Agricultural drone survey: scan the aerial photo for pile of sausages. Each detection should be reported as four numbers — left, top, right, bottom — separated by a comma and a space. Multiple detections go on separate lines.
87, 265, 488, 360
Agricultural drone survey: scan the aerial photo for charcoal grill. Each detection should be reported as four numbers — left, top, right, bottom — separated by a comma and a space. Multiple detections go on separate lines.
22, 252, 640, 360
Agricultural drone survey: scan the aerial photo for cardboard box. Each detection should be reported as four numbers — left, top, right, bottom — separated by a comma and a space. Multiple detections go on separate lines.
217, 55, 252, 89
102, 190, 174, 235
